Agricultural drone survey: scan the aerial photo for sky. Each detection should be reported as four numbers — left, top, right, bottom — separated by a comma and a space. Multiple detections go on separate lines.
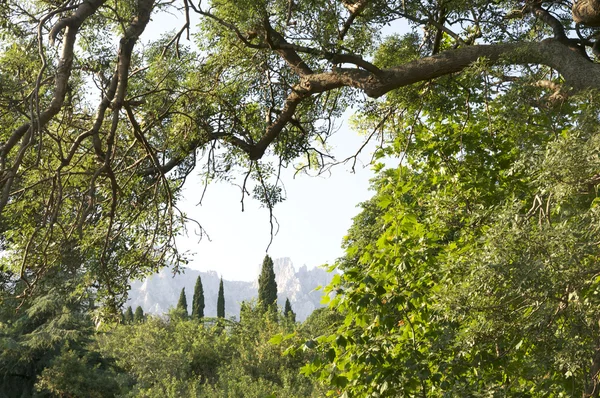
176, 126, 379, 282
141, 6, 401, 282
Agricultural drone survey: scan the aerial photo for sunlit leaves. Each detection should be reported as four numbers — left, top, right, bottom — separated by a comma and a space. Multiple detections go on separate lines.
303, 70, 600, 396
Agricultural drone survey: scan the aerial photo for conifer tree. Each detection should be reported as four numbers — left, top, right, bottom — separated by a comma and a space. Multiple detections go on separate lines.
191, 275, 205, 320
134, 306, 144, 323
217, 278, 225, 318
283, 298, 295, 322
124, 306, 134, 324
258, 255, 277, 311
177, 287, 188, 316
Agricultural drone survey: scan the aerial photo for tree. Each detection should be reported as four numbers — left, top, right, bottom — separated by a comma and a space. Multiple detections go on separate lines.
4, 3, 600, 393
97, 301, 325, 397
283, 298, 295, 323
177, 288, 188, 317
191, 276, 205, 320
298, 82, 600, 395
123, 307, 134, 325
258, 255, 278, 312
0, 270, 122, 396
2, 0, 600, 312
134, 306, 144, 323
96, 316, 231, 395
217, 278, 225, 319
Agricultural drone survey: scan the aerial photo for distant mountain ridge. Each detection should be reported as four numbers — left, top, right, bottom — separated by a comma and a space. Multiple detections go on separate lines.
126, 257, 334, 321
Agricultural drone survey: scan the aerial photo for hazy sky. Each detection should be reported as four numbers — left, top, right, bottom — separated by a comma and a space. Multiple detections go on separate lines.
177, 128, 378, 282
141, 7, 400, 281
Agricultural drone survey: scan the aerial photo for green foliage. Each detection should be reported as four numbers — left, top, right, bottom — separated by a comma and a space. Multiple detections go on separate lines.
3, 1, 600, 396
1, 0, 593, 325
284, 298, 296, 323
212, 301, 325, 397
97, 316, 230, 396
134, 306, 144, 323
177, 287, 188, 317
258, 255, 278, 312
34, 345, 124, 397
192, 276, 205, 320
95, 301, 326, 397
299, 307, 343, 339
0, 270, 122, 396
123, 306, 134, 324
217, 278, 225, 319
303, 81, 600, 395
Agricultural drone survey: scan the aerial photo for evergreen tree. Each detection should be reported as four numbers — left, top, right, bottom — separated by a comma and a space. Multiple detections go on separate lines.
191, 275, 205, 320
217, 278, 225, 318
134, 306, 144, 323
124, 306, 134, 324
0, 279, 122, 397
283, 298, 295, 322
258, 255, 278, 311
177, 288, 188, 316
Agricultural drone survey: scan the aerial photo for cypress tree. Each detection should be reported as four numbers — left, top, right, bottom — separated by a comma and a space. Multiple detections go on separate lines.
284, 298, 295, 322
177, 287, 188, 316
124, 306, 134, 324
134, 306, 144, 323
217, 277, 225, 318
258, 255, 278, 311
191, 275, 205, 320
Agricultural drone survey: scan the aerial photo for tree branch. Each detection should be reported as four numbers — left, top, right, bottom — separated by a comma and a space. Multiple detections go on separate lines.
245, 39, 599, 160
0, 0, 107, 214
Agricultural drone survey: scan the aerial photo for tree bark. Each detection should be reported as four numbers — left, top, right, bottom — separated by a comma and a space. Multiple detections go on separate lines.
573, 0, 600, 27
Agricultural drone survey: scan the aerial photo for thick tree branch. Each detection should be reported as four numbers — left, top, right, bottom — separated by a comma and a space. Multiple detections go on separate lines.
139, 37, 600, 173
339, 0, 370, 40
527, 3, 567, 40
244, 39, 600, 160
264, 20, 313, 75
371, 40, 597, 97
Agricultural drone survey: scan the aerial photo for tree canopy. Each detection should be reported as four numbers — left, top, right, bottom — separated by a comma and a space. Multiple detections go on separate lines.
258, 255, 278, 311
2, 0, 600, 319
123, 306, 134, 324
284, 297, 295, 323
176, 287, 188, 317
192, 275, 205, 320
217, 277, 225, 318
134, 305, 144, 323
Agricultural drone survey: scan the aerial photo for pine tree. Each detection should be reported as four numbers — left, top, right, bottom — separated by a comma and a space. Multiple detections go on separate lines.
283, 298, 295, 322
134, 306, 144, 323
258, 255, 278, 312
124, 306, 134, 324
217, 277, 225, 318
177, 287, 188, 316
191, 275, 205, 320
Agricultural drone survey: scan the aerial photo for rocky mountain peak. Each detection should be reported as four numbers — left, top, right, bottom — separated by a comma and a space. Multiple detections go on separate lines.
127, 257, 335, 321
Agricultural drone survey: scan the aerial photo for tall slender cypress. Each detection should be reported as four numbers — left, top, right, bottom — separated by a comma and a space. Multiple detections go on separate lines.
258, 255, 278, 311
134, 306, 144, 323
124, 306, 134, 324
284, 298, 295, 322
191, 275, 205, 320
217, 277, 225, 318
177, 287, 188, 316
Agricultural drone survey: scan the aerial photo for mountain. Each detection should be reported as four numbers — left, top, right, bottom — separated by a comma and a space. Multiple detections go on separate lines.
126, 257, 334, 321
